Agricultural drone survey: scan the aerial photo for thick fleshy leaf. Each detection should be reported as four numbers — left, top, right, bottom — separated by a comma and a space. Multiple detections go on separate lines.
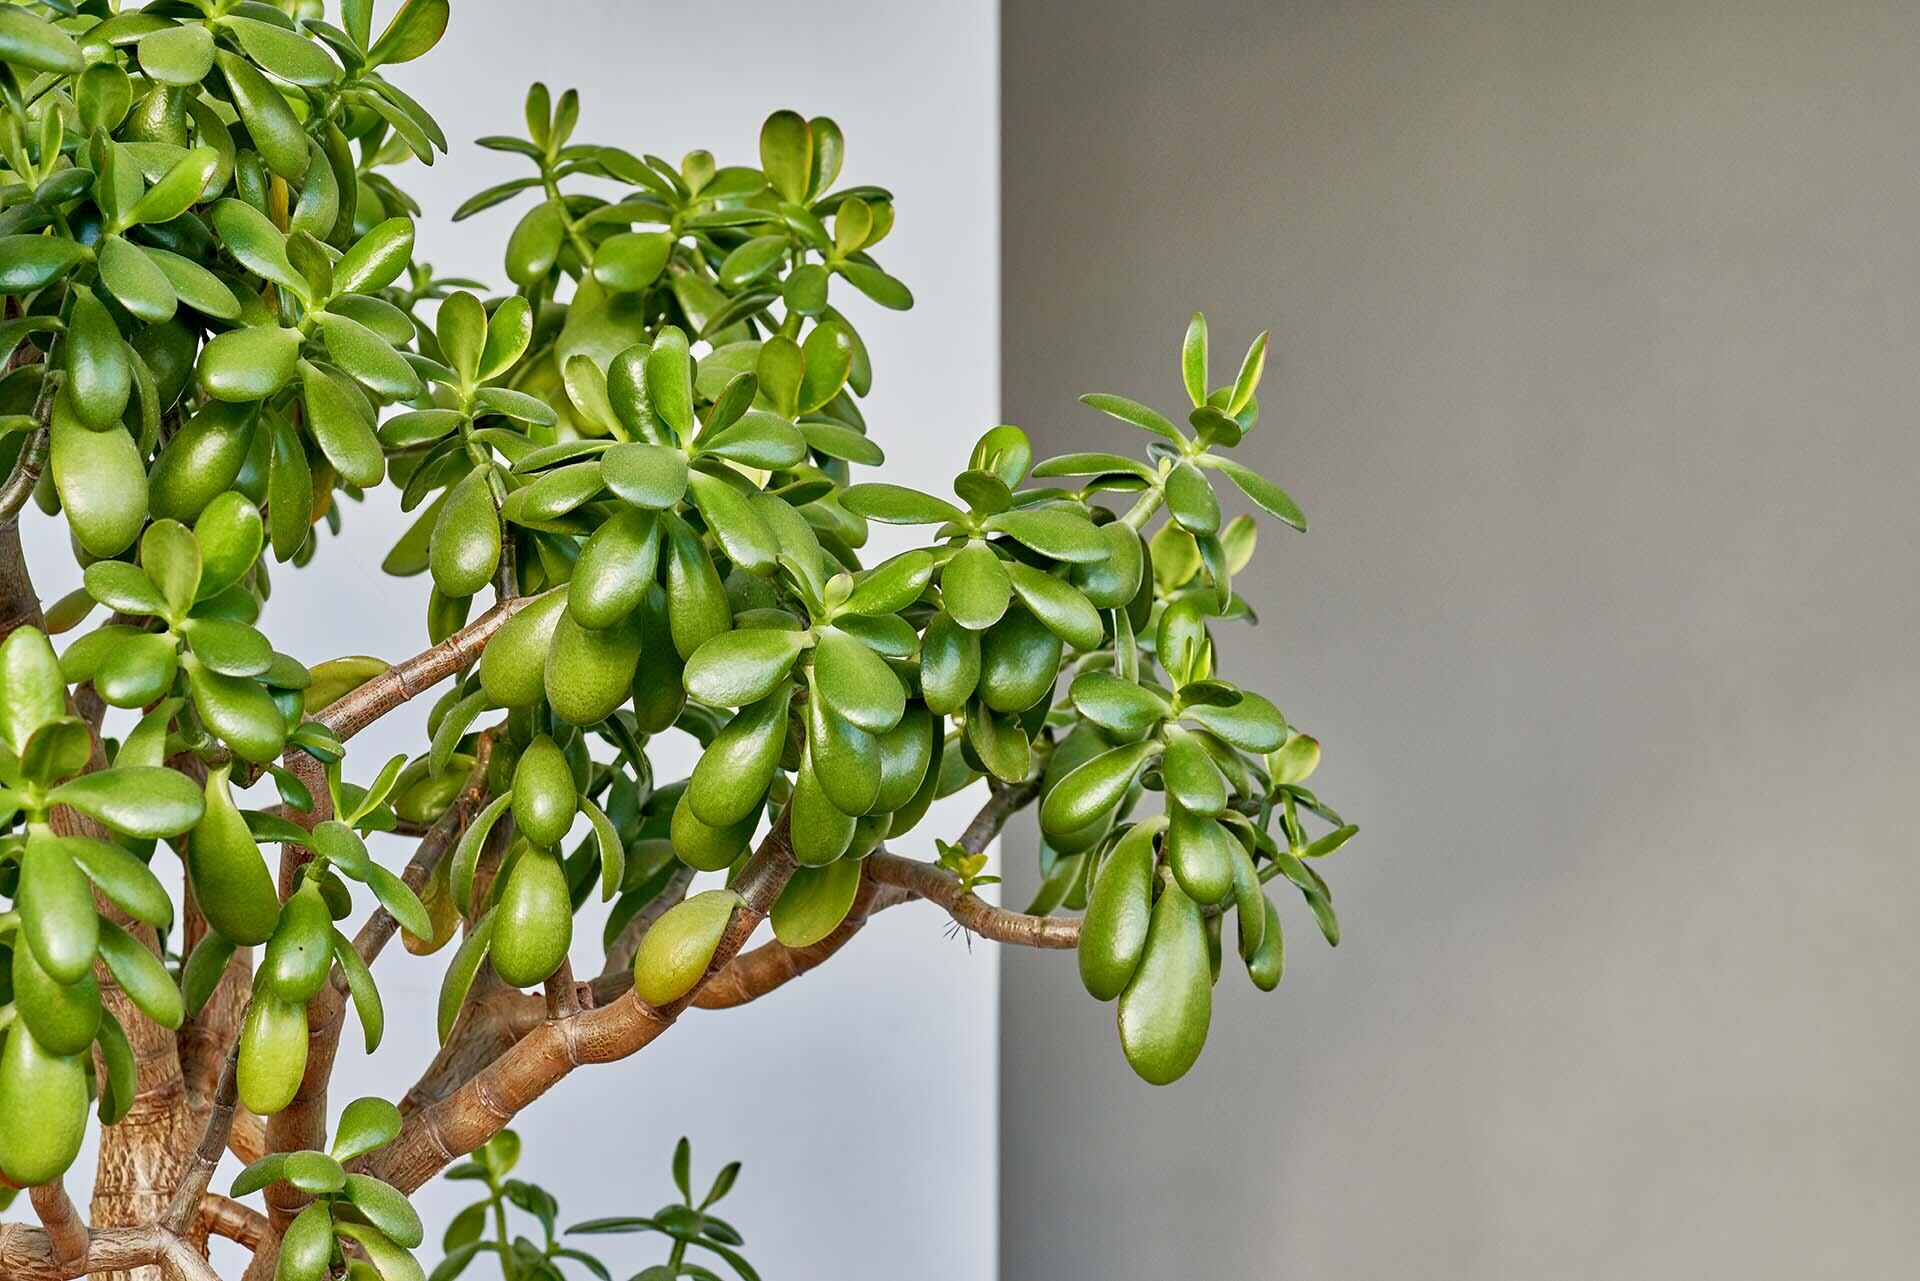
683, 628, 806, 708
50, 766, 206, 837
840, 483, 964, 526
1005, 562, 1103, 650
982, 507, 1105, 563
1204, 456, 1307, 532
811, 626, 904, 733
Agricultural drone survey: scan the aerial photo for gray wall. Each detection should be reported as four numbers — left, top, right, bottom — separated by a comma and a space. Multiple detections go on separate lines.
1000, 2, 1920, 1277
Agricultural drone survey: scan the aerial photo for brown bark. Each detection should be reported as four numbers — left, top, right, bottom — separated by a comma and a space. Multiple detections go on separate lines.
368, 821, 798, 1193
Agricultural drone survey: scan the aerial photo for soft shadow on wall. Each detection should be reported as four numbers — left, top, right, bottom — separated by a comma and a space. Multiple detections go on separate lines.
1001, 2, 1920, 1278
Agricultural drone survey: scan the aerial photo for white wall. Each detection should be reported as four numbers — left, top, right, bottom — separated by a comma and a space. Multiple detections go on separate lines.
17, 3, 999, 1277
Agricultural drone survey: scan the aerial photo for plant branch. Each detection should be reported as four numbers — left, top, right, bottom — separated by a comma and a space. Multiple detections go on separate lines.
0, 1222, 212, 1281
0, 369, 56, 525
694, 877, 907, 1009
162, 1047, 240, 1235
366, 818, 798, 1193
28, 1182, 88, 1273
313, 592, 549, 743
865, 851, 1080, 949
194, 1195, 267, 1252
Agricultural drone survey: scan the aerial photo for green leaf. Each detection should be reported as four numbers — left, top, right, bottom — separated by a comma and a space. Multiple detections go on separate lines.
1203, 456, 1306, 532
214, 50, 308, 179
472, 386, 556, 427
602, 442, 688, 509
334, 928, 385, 1052
1039, 740, 1161, 837
770, 856, 861, 949
335, 217, 416, 296
1181, 312, 1209, 407
940, 541, 1011, 631
319, 312, 421, 399
49, 766, 206, 838
368, 864, 432, 940
811, 626, 904, 734
136, 25, 214, 86
800, 421, 884, 466
231, 1153, 289, 1197
579, 797, 625, 901
759, 110, 812, 204
1183, 690, 1286, 753
200, 326, 300, 402
0, 235, 88, 293
505, 200, 564, 287
303, 361, 385, 486
592, 231, 673, 292
697, 411, 806, 470
683, 628, 805, 708
182, 933, 236, 1019
981, 507, 1104, 563
140, 245, 240, 320
367, 0, 449, 66
334, 1221, 425, 1281
1078, 393, 1183, 443
65, 289, 133, 428
646, 326, 694, 440
840, 551, 932, 617
127, 146, 218, 227
345, 1173, 424, 1249
1162, 729, 1228, 817
1069, 671, 1169, 738
685, 470, 777, 575
210, 199, 303, 297
834, 261, 913, 310
1164, 460, 1221, 536
221, 16, 340, 86
65, 834, 172, 928
437, 911, 494, 1041
1030, 452, 1155, 480
1227, 330, 1269, 414
1004, 562, 1103, 650
0, 5, 83, 73
479, 296, 533, 381
839, 483, 964, 526
97, 919, 184, 1030
450, 792, 512, 913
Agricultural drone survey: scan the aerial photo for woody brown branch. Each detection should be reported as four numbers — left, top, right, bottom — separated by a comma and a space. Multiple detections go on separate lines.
365, 818, 800, 1193
0, 1221, 215, 1281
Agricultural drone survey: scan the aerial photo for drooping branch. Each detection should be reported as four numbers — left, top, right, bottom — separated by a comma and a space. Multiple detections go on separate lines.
0, 1223, 202, 1281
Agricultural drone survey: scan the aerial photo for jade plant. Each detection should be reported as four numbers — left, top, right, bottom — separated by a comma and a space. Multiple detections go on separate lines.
0, 1, 1356, 1277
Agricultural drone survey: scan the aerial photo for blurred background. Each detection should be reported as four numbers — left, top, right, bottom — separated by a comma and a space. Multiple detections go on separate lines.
1000, 1, 1920, 1277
